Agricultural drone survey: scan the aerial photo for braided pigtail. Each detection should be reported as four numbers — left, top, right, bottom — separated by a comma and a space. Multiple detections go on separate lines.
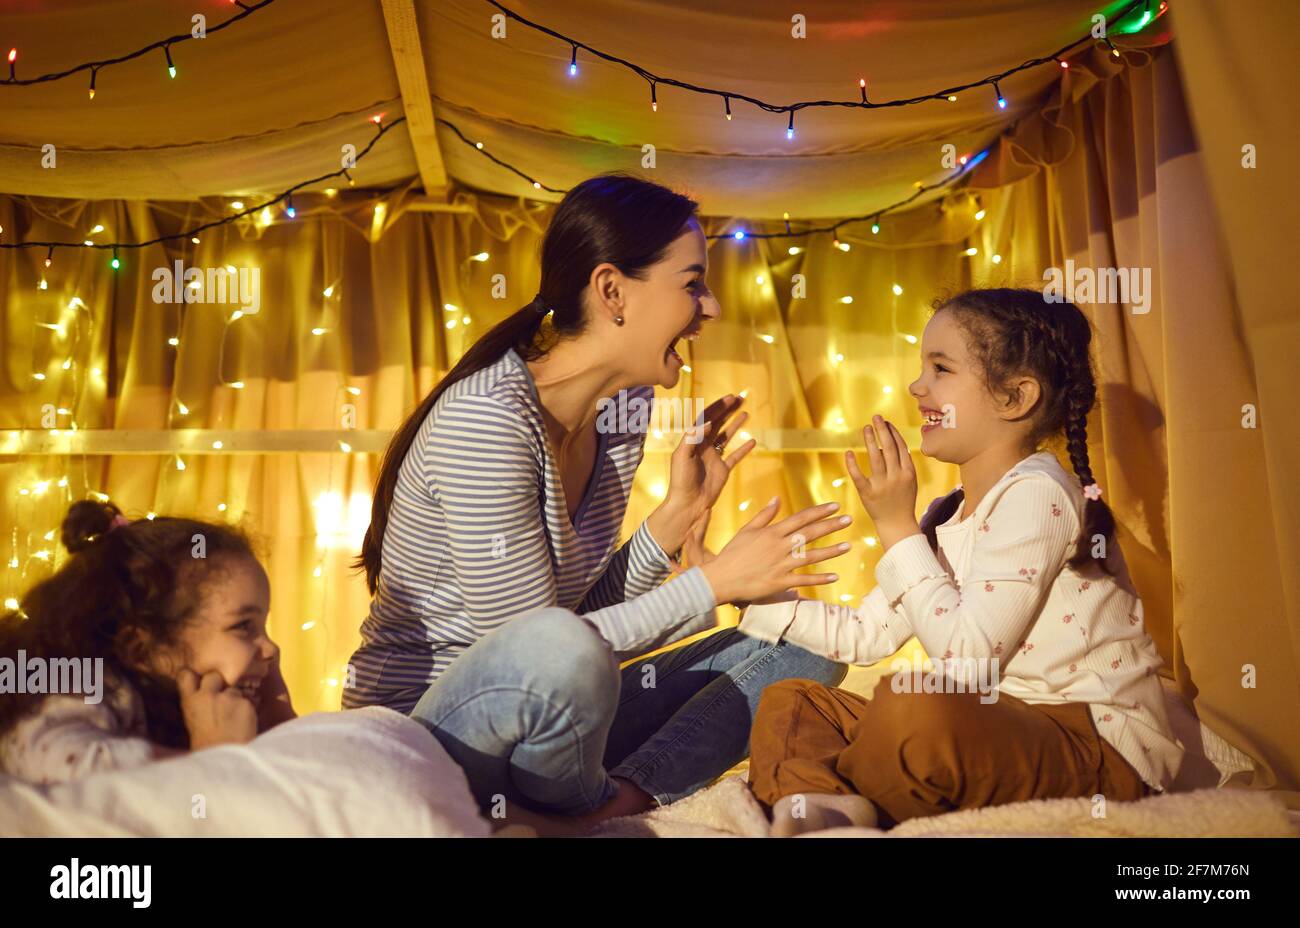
1062, 379, 1116, 572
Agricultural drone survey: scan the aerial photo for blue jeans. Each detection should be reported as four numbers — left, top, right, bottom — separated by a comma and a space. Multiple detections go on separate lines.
408, 607, 847, 814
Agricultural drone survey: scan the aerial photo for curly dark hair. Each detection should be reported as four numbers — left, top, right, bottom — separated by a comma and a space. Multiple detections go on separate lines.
934, 287, 1117, 573
0, 499, 260, 749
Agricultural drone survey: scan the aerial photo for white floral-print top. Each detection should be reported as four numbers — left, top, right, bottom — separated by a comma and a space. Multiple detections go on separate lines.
740, 450, 1185, 792
0, 672, 154, 785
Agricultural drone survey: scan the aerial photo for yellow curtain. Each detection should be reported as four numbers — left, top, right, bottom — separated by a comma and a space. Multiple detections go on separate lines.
1168, 2, 1300, 799
3, 35, 1294, 805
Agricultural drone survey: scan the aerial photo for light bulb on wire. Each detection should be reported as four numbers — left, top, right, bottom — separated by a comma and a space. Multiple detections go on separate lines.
994, 81, 1006, 109
569, 44, 577, 77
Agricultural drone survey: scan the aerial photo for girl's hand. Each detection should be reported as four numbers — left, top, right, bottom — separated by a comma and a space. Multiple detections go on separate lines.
177, 669, 259, 750
699, 499, 852, 605
650, 393, 757, 554
256, 653, 297, 731
845, 415, 922, 550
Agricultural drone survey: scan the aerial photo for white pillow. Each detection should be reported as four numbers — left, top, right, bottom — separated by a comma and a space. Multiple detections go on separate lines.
0, 707, 491, 837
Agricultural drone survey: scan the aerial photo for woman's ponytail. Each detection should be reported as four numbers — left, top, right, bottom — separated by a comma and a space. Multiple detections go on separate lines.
352, 300, 549, 595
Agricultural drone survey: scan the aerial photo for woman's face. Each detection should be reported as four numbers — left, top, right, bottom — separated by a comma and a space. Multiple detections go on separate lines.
621, 218, 720, 389
151, 554, 278, 705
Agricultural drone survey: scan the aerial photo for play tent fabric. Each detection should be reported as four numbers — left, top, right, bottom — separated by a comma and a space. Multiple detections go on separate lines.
0, 0, 1165, 213
0, 1, 1296, 808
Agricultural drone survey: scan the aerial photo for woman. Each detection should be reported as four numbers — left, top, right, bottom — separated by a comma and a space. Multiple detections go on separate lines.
347, 173, 851, 835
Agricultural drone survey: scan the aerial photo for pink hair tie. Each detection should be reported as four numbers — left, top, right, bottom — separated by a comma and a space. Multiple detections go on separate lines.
1082, 483, 1103, 501
108, 513, 130, 531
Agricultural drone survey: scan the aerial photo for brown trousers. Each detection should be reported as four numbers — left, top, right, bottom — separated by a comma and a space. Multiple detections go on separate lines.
748, 678, 1151, 827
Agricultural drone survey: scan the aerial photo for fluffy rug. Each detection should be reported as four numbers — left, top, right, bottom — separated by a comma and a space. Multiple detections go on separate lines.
586, 774, 1299, 838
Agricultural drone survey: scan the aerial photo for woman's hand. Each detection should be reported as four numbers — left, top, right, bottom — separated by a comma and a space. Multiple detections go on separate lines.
699, 499, 852, 605
177, 669, 259, 751
256, 653, 297, 732
682, 504, 798, 608
649, 393, 756, 555
681, 507, 717, 568
845, 414, 922, 551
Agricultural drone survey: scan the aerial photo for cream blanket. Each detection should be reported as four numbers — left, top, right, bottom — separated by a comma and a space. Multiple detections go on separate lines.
587, 774, 1298, 838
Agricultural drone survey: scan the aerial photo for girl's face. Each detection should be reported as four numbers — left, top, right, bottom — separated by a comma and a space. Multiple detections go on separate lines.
152, 554, 277, 704
621, 218, 721, 388
908, 308, 1018, 464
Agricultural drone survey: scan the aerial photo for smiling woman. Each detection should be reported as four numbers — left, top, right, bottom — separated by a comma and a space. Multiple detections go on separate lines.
344, 172, 854, 836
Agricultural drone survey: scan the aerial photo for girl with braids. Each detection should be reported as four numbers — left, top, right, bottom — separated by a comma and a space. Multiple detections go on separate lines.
736, 287, 1184, 835
0, 500, 295, 784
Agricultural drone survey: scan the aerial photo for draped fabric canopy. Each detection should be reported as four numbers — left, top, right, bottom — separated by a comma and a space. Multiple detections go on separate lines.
2, 0, 1161, 214
1, 1, 1296, 804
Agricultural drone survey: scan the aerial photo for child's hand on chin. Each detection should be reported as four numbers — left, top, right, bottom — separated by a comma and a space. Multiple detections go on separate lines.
846, 414, 922, 551
177, 668, 259, 750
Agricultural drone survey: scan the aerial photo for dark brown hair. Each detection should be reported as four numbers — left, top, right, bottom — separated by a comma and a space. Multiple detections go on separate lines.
0, 499, 259, 747
352, 172, 700, 594
935, 287, 1116, 572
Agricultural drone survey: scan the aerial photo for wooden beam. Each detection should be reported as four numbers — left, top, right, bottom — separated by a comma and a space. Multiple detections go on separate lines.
380, 0, 448, 196
405, 199, 475, 213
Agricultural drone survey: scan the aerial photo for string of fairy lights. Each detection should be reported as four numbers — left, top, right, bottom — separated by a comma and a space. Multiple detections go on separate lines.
485, 0, 1165, 136
0, 113, 406, 267
0, 0, 1169, 261
2, 0, 276, 91
437, 114, 988, 244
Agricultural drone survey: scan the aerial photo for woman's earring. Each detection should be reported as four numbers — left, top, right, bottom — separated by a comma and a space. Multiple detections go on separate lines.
614, 314, 624, 326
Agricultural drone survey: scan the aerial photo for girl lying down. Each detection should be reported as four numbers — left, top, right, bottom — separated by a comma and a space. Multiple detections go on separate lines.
0, 501, 296, 785
734, 288, 1185, 836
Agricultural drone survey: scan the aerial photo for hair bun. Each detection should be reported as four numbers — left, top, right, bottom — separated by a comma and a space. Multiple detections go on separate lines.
61, 499, 123, 554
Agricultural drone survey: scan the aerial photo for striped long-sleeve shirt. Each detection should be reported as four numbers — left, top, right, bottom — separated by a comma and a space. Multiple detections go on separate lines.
343, 348, 718, 713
